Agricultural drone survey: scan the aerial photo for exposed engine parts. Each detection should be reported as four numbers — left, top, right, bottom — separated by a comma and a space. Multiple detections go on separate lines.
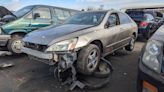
54, 56, 113, 91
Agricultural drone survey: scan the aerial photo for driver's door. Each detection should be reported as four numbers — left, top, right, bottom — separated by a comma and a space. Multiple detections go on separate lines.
30, 7, 52, 31
104, 13, 121, 54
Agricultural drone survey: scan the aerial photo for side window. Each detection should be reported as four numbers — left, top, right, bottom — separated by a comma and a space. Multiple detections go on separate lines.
33, 7, 51, 19
70, 11, 77, 16
145, 14, 154, 21
119, 13, 132, 24
107, 13, 119, 27
63, 10, 71, 19
26, 13, 32, 19
53, 8, 65, 21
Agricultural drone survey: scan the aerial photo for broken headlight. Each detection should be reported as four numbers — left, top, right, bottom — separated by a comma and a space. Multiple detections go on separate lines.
46, 38, 78, 52
142, 40, 163, 73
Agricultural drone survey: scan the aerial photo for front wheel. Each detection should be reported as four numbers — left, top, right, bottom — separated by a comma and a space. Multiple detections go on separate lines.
125, 35, 135, 51
77, 44, 101, 75
7, 34, 25, 54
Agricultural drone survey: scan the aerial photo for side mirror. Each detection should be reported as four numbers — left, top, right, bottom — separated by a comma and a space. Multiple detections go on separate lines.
105, 21, 110, 28
33, 13, 40, 19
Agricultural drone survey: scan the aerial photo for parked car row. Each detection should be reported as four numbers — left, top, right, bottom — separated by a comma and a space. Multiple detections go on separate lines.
0, 5, 164, 92
126, 9, 164, 39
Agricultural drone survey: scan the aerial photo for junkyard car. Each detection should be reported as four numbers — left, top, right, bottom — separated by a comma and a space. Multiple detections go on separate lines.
22, 10, 138, 75
0, 5, 77, 54
126, 10, 161, 39
0, 6, 16, 25
137, 25, 164, 92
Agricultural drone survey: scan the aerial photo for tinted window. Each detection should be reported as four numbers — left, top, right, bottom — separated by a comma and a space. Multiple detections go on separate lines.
65, 11, 106, 25
33, 7, 51, 19
108, 14, 119, 27
119, 13, 132, 24
126, 10, 144, 21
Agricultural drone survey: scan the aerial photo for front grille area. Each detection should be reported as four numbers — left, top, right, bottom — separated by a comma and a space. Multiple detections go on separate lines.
24, 42, 48, 52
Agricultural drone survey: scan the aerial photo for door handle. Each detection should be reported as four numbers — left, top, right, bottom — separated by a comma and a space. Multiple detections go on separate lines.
120, 28, 126, 30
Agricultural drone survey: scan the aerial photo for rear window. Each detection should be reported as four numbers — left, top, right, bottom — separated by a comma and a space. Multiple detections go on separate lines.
126, 10, 144, 21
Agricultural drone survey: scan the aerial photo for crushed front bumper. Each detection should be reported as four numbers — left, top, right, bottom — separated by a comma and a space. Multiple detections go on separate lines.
0, 35, 11, 46
21, 47, 77, 67
22, 47, 58, 65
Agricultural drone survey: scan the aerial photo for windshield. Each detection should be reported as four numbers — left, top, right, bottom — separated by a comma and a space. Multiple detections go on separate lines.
14, 6, 34, 18
65, 11, 106, 25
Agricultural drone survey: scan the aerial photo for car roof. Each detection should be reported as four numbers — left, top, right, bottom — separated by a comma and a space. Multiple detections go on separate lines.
26, 5, 78, 12
78, 9, 121, 14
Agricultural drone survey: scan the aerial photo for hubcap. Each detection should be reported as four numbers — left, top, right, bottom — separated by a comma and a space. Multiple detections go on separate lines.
12, 39, 24, 53
87, 49, 99, 71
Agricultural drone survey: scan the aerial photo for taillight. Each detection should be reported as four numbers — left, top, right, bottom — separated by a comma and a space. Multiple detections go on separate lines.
140, 21, 148, 28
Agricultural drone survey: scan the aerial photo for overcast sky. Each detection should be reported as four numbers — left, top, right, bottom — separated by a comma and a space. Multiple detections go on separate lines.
0, 0, 164, 11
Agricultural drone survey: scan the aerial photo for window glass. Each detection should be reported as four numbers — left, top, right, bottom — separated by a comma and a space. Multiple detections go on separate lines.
144, 14, 154, 21
33, 7, 51, 19
53, 8, 65, 21
14, 6, 33, 18
108, 14, 118, 27
65, 11, 106, 25
70, 11, 77, 16
26, 13, 32, 19
63, 10, 71, 19
119, 13, 132, 24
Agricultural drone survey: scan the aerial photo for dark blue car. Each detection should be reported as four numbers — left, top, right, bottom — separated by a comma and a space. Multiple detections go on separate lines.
126, 10, 161, 39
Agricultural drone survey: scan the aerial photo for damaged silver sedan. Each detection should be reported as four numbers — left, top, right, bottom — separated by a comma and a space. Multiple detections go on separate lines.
22, 10, 138, 76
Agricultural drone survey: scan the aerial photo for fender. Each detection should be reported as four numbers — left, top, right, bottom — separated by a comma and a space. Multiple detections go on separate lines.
8, 30, 28, 35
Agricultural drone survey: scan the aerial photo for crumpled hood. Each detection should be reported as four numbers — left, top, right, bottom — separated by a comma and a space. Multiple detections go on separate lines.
23, 24, 93, 45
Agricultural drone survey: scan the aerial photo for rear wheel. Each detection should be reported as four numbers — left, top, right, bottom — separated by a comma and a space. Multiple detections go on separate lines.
77, 44, 101, 75
125, 35, 135, 51
7, 34, 25, 54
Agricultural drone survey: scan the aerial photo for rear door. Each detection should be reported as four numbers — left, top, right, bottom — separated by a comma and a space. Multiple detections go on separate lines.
118, 12, 134, 45
30, 7, 52, 31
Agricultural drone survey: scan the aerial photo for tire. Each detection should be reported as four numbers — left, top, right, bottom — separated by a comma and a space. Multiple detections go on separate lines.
144, 31, 151, 40
77, 44, 101, 75
93, 61, 111, 78
7, 34, 25, 54
125, 35, 135, 51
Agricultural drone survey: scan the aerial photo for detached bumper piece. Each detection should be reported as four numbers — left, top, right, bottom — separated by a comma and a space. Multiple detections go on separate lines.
0, 35, 11, 46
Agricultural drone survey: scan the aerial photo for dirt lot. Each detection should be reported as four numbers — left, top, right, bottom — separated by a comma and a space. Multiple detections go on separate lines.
0, 41, 145, 92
